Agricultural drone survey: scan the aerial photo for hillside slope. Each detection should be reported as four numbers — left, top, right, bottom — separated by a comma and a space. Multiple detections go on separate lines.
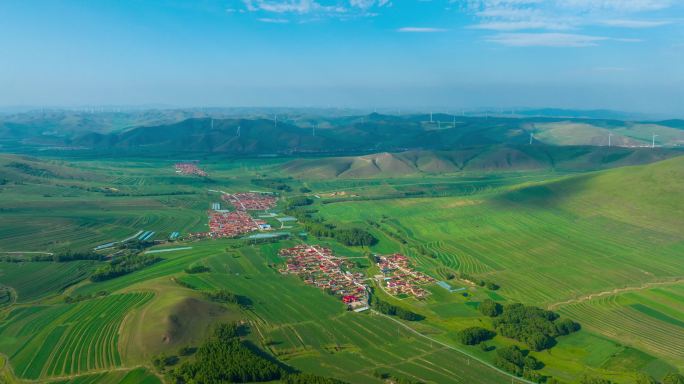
500, 155, 684, 235
281, 146, 683, 178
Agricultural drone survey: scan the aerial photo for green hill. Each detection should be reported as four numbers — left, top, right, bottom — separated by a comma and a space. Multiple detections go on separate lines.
500, 155, 684, 235
281, 146, 683, 178
316, 156, 684, 369
533, 120, 684, 147
2, 112, 682, 156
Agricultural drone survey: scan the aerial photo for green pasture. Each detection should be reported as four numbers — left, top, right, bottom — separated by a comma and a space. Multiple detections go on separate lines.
0, 152, 682, 383
0, 261, 97, 303
0, 292, 152, 380
558, 282, 684, 369
47, 367, 161, 384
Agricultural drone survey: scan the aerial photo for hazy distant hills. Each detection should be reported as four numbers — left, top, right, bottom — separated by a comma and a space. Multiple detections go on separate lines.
1, 111, 683, 160
73, 118, 342, 154
280, 146, 681, 178
64, 114, 684, 155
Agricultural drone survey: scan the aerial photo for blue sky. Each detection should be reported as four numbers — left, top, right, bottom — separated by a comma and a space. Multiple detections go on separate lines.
1, 0, 683, 114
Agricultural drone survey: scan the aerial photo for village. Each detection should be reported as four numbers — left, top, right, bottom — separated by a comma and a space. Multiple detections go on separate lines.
375, 253, 435, 299
174, 162, 207, 177
279, 244, 369, 311
222, 192, 277, 211
191, 192, 278, 239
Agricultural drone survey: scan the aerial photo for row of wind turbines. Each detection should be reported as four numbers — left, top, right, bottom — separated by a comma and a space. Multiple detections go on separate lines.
209, 113, 662, 148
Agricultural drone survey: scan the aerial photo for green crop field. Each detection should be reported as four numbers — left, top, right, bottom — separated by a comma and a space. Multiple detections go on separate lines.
48, 367, 161, 384
557, 283, 684, 368
123, 242, 521, 384
0, 292, 152, 380
0, 150, 682, 384
312, 157, 684, 377
0, 261, 97, 303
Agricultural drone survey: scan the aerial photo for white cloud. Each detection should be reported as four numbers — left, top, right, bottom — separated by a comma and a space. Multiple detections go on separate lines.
241, 0, 391, 19
258, 17, 291, 23
349, 0, 391, 9
242, 0, 342, 14
397, 27, 448, 33
558, 0, 673, 12
463, 0, 675, 46
486, 32, 608, 47
599, 19, 671, 27
470, 21, 572, 31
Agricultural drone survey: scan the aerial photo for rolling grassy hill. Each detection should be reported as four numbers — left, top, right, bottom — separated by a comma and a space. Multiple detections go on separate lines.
316, 156, 684, 367
0, 147, 681, 383
44, 114, 682, 156
281, 146, 682, 178
533, 121, 684, 147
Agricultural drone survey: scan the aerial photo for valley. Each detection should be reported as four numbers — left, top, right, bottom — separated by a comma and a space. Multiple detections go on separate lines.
0, 135, 682, 383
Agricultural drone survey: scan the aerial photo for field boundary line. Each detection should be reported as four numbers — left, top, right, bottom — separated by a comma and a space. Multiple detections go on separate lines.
548, 277, 683, 310
370, 310, 534, 384
0, 251, 54, 255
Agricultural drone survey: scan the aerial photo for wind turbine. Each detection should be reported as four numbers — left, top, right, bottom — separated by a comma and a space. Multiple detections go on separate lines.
529, 132, 534, 145
274, 114, 278, 129
652, 134, 658, 148
236, 126, 241, 137
608, 133, 612, 147
430, 112, 433, 123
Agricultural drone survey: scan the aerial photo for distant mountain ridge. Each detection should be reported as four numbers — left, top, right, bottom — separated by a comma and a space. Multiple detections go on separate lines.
2, 112, 683, 156
280, 146, 682, 178
66, 115, 684, 156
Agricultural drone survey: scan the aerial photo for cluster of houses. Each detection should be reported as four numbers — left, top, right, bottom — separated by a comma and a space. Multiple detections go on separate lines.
375, 253, 435, 299
279, 245, 369, 310
188, 211, 263, 239
174, 162, 207, 177
222, 192, 276, 211
190, 191, 278, 239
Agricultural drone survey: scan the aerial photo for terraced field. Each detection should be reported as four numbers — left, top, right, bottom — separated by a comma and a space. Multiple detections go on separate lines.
97, 241, 521, 384
48, 367, 161, 384
319, 196, 682, 306
318, 158, 684, 308
0, 261, 97, 302
0, 198, 208, 252
313, 158, 684, 375
0, 292, 153, 380
0, 153, 682, 383
558, 283, 684, 368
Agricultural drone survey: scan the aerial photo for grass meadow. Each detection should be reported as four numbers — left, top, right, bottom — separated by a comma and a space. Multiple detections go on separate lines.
0, 153, 681, 383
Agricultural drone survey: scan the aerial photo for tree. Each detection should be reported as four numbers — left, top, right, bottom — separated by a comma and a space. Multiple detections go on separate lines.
287, 196, 313, 208
485, 281, 500, 290
370, 296, 424, 321
458, 327, 496, 345
555, 318, 580, 335
526, 332, 554, 351
492, 303, 578, 351
334, 228, 377, 246
479, 299, 502, 317
171, 322, 282, 383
